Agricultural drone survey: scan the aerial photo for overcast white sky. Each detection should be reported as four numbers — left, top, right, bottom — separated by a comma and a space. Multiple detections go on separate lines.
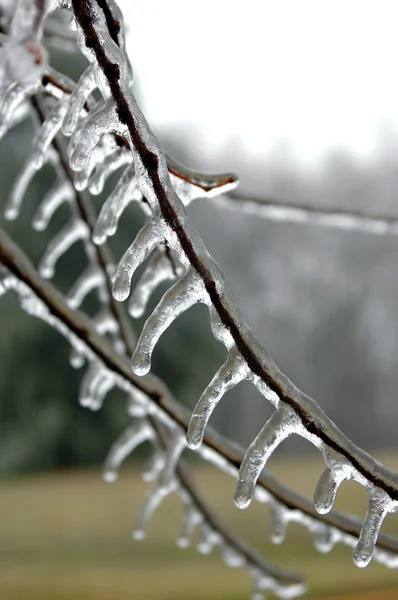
119, 1, 398, 169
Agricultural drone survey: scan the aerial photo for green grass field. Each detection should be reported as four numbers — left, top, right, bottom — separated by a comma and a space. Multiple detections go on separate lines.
1, 455, 398, 599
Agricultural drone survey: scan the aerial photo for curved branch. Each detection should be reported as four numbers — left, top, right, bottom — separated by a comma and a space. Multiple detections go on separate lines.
1, 227, 398, 568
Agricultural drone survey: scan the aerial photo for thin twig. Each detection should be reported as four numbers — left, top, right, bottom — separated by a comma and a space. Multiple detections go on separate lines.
220, 194, 398, 237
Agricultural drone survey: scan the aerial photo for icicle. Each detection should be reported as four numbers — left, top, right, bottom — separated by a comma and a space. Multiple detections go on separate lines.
133, 476, 179, 540
0, 81, 38, 141
131, 268, 207, 376
159, 434, 186, 485
127, 388, 149, 418
30, 98, 69, 169
70, 346, 85, 368
5, 155, 43, 220
314, 449, 355, 515
220, 544, 246, 568
269, 500, 288, 544
312, 523, 335, 554
353, 488, 391, 568
92, 163, 138, 244
186, 347, 249, 450
62, 66, 96, 136
129, 248, 184, 318
32, 180, 74, 231
235, 405, 302, 510
69, 100, 123, 172
66, 264, 104, 309
177, 505, 202, 548
103, 419, 153, 483
251, 570, 266, 600
142, 442, 165, 482
39, 219, 89, 278
79, 361, 114, 411
88, 146, 131, 195
73, 133, 117, 191
112, 215, 165, 302
91, 308, 119, 336
197, 523, 220, 555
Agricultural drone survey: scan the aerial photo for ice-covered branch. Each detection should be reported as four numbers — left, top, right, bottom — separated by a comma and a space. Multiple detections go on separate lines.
2, 228, 398, 574
218, 194, 398, 237
65, 0, 398, 569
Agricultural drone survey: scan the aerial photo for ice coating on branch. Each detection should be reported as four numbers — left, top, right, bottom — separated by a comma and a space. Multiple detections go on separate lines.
79, 361, 114, 411
66, 264, 104, 309
39, 219, 89, 278
131, 267, 207, 376
88, 146, 131, 195
93, 163, 139, 244
129, 247, 184, 318
62, 66, 96, 136
33, 179, 74, 230
31, 98, 69, 169
72, 134, 117, 191
112, 215, 166, 302
187, 347, 249, 449
103, 419, 153, 483
177, 505, 202, 548
235, 406, 302, 509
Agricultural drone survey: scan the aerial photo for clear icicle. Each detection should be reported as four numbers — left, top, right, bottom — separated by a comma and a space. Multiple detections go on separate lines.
186, 347, 249, 450
353, 489, 391, 568
127, 388, 149, 418
314, 449, 355, 515
62, 66, 96, 136
177, 505, 202, 548
79, 361, 114, 411
5, 157, 40, 220
88, 146, 131, 195
312, 523, 335, 554
131, 268, 207, 376
129, 248, 184, 318
73, 133, 117, 191
0, 81, 38, 141
112, 216, 165, 302
235, 406, 302, 510
91, 308, 119, 336
39, 219, 89, 278
66, 264, 104, 309
32, 179, 74, 230
197, 523, 220, 555
133, 476, 179, 540
221, 544, 246, 568
142, 442, 165, 482
69, 100, 123, 171
269, 500, 288, 544
30, 98, 69, 169
70, 346, 85, 369
103, 419, 153, 483
92, 163, 139, 244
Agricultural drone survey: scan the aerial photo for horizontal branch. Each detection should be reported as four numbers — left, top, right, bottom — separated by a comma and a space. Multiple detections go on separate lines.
1, 226, 398, 563
219, 194, 398, 237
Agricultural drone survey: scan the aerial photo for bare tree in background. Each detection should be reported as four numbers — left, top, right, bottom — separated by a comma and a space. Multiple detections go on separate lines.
2, 1, 398, 598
